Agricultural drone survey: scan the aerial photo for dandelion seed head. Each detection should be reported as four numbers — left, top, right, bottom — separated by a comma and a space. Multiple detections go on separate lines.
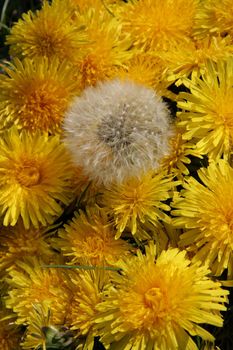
63, 79, 173, 185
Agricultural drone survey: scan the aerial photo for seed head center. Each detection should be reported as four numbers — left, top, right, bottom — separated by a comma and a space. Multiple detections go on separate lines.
98, 112, 134, 150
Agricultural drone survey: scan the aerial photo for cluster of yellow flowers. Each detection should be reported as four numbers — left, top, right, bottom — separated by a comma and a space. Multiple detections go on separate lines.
0, 0, 233, 349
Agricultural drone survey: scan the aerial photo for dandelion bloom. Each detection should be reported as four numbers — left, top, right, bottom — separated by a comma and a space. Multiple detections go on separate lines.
21, 304, 52, 350
102, 171, 176, 239
72, 9, 133, 90
172, 160, 233, 278
0, 57, 79, 133
95, 244, 228, 350
0, 127, 74, 229
67, 270, 110, 349
116, 0, 199, 50
6, 0, 85, 62
194, 0, 233, 38
0, 222, 53, 277
56, 206, 132, 265
115, 53, 170, 97
177, 58, 233, 160
6, 258, 73, 325
67, 0, 119, 13
22, 304, 76, 350
63, 79, 173, 185
163, 36, 233, 82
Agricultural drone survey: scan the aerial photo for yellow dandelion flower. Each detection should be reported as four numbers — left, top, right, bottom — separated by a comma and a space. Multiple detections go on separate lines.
160, 128, 202, 178
117, 0, 199, 50
0, 57, 79, 133
95, 244, 229, 350
6, 0, 86, 62
177, 58, 233, 160
102, 171, 176, 239
115, 53, 171, 97
56, 206, 132, 266
0, 221, 53, 277
66, 0, 118, 13
194, 0, 233, 39
172, 159, 233, 278
68, 270, 110, 349
0, 309, 21, 350
22, 303, 76, 350
0, 127, 74, 229
21, 304, 51, 350
72, 9, 132, 89
6, 257, 73, 325
163, 36, 233, 82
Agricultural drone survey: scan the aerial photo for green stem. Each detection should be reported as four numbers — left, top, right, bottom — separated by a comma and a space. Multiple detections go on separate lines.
1, 0, 10, 23
0, 22, 10, 31
42, 264, 121, 272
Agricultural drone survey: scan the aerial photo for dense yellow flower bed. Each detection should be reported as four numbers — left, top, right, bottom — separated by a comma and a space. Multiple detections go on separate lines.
0, 0, 233, 349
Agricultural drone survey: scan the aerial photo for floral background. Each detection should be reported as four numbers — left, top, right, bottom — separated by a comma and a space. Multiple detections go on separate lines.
1, 0, 233, 350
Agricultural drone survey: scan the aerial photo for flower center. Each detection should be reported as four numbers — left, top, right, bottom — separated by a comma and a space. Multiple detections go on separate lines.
25, 86, 59, 115
144, 287, 164, 311
19, 82, 66, 132
38, 34, 59, 56
16, 165, 41, 187
85, 235, 106, 256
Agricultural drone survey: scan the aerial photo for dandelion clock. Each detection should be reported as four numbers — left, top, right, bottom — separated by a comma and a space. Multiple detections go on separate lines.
63, 79, 173, 185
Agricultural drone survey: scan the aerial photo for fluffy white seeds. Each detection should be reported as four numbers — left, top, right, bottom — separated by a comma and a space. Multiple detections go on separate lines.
63, 79, 173, 185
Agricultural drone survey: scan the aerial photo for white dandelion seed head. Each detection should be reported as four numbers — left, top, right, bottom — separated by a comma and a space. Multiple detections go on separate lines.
63, 79, 174, 185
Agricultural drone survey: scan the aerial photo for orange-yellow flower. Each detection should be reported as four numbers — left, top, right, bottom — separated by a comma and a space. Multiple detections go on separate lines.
6, 0, 86, 62
6, 257, 73, 325
0, 127, 74, 229
177, 58, 233, 160
0, 57, 79, 133
194, 0, 233, 39
56, 206, 132, 266
102, 171, 176, 239
95, 244, 228, 350
117, 0, 199, 50
172, 160, 233, 278
71, 9, 133, 90
0, 222, 53, 277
